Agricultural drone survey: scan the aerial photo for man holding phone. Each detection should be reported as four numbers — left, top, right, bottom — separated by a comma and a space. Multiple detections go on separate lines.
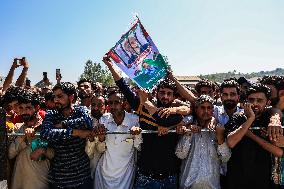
1, 57, 29, 93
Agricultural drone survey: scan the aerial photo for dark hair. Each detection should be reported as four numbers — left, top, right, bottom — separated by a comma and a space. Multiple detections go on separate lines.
77, 79, 95, 90
237, 77, 250, 85
107, 89, 124, 99
106, 86, 119, 95
195, 79, 215, 94
53, 82, 77, 97
1, 86, 23, 104
195, 95, 214, 106
18, 90, 40, 107
246, 83, 271, 100
220, 80, 240, 94
224, 77, 238, 82
260, 75, 281, 87
276, 76, 284, 91
91, 95, 106, 103
157, 79, 177, 92
44, 91, 55, 101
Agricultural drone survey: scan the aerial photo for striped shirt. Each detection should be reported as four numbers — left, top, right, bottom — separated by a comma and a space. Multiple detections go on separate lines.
41, 106, 93, 188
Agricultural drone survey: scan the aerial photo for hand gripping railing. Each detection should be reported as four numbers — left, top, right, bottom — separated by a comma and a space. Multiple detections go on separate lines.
6, 126, 284, 136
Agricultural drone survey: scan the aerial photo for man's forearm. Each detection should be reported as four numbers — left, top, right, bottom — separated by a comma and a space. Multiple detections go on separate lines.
107, 64, 122, 81
2, 66, 16, 92
176, 106, 191, 115
172, 76, 197, 103
227, 117, 254, 148
143, 100, 158, 115
249, 132, 283, 157
15, 67, 28, 87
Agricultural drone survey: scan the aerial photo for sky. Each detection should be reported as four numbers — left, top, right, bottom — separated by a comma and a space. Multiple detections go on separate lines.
0, 0, 284, 85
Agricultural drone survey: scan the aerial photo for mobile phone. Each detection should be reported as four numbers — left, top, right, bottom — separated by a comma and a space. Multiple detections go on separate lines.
26, 79, 31, 87
43, 72, 48, 80
56, 69, 61, 79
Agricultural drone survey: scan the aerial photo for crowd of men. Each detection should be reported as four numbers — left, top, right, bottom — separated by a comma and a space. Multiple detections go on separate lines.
0, 56, 284, 189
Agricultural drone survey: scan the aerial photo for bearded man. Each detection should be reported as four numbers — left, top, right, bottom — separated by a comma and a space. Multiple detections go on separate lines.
41, 82, 94, 189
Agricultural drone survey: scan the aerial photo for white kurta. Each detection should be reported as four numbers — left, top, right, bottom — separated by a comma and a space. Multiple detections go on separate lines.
0, 180, 7, 189
85, 117, 105, 179
94, 112, 142, 189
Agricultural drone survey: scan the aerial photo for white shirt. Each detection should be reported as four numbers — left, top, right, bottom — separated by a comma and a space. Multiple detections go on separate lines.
95, 112, 142, 189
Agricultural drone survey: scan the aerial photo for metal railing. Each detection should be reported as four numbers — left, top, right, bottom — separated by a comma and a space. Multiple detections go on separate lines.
6, 126, 284, 136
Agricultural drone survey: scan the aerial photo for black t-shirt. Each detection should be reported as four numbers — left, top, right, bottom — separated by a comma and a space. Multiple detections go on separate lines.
116, 78, 182, 175
225, 109, 273, 189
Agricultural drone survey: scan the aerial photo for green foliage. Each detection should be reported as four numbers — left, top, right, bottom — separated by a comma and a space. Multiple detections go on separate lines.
200, 68, 284, 82
79, 60, 114, 86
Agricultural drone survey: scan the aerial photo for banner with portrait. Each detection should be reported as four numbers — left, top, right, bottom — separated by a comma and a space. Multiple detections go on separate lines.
107, 18, 168, 91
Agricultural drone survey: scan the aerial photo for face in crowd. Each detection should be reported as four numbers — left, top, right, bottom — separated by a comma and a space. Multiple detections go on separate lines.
123, 99, 132, 113
107, 92, 124, 115
246, 84, 271, 117
7, 99, 19, 115
91, 96, 106, 119
17, 91, 39, 122
53, 89, 73, 112
221, 87, 239, 110
94, 82, 104, 96
53, 82, 76, 113
195, 80, 215, 98
156, 80, 176, 108
247, 93, 269, 117
199, 86, 214, 97
157, 88, 175, 107
44, 92, 55, 110
266, 84, 279, 106
220, 80, 240, 110
2, 87, 23, 116
78, 81, 93, 99
195, 95, 214, 122
19, 102, 37, 122
260, 76, 282, 107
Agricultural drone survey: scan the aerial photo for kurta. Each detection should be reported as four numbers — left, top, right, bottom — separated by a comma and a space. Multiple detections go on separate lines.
95, 112, 142, 189
9, 121, 51, 189
176, 129, 231, 189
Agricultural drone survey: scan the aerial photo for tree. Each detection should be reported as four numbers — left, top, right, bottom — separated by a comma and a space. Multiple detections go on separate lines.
79, 60, 114, 86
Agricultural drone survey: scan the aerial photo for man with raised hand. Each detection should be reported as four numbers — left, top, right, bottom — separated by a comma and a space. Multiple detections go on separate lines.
102, 55, 191, 189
